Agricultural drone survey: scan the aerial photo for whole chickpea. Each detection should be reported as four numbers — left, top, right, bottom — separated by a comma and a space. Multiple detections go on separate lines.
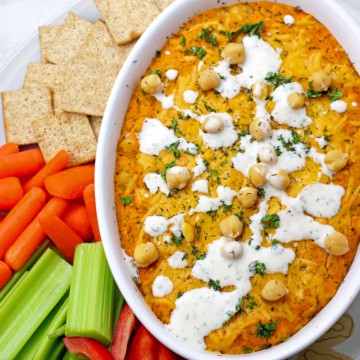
221, 43, 246, 64
324, 149, 348, 172
252, 81, 268, 101
287, 92, 305, 109
249, 163, 268, 188
238, 187, 258, 208
258, 144, 277, 164
198, 69, 220, 91
166, 166, 190, 189
182, 221, 195, 243
261, 280, 289, 301
308, 70, 331, 92
141, 74, 162, 94
268, 169, 290, 190
324, 232, 349, 256
219, 215, 243, 238
201, 116, 224, 134
134, 242, 159, 267
249, 118, 272, 141
221, 240, 243, 259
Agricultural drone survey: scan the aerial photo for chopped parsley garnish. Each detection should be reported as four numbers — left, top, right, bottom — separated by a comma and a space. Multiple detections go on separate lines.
250, 261, 266, 277
323, 134, 333, 142
203, 101, 216, 112
191, 246, 207, 260
248, 301, 257, 309
207, 209, 218, 221
291, 131, 300, 144
149, 70, 161, 76
220, 21, 264, 42
328, 87, 344, 102
244, 348, 252, 354
277, 135, 295, 152
225, 298, 243, 323
177, 111, 190, 120
198, 27, 218, 47
120, 196, 134, 205
180, 35, 186, 47
271, 239, 279, 246
171, 235, 183, 246
161, 161, 176, 180
258, 189, 266, 199
235, 211, 244, 220
306, 89, 323, 98
208, 279, 221, 291
222, 204, 233, 213
256, 321, 278, 339
177, 291, 184, 298
165, 140, 181, 158
185, 46, 207, 59
167, 119, 185, 136
265, 72, 293, 88
275, 146, 282, 156
195, 225, 201, 240
261, 214, 280, 229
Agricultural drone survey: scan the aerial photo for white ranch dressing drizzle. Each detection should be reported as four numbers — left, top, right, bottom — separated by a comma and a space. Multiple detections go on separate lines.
165, 69, 178, 80
144, 213, 184, 238
284, 14, 295, 25
271, 82, 312, 128
137, 118, 198, 156
121, 248, 139, 283
330, 100, 347, 113
192, 155, 207, 178
143, 173, 170, 195
315, 136, 329, 149
191, 179, 209, 193
213, 35, 282, 99
183, 90, 198, 104
152, 275, 174, 297
152, 92, 174, 109
167, 251, 188, 269
189, 186, 237, 215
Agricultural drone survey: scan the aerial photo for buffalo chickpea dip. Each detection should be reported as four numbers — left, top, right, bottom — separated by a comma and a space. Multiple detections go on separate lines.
115, 2, 360, 355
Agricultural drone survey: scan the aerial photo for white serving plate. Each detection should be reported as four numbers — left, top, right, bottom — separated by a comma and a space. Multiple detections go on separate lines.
95, 1, 360, 360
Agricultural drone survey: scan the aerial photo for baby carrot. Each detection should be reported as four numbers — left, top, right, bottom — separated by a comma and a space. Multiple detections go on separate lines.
63, 203, 93, 241
0, 143, 19, 157
83, 184, 101, 242
45, 163, 95, 200
0, 177, 23, 210
4, 197, 68, 271
23, 149, 69, 193
0, 261, 12, 290
38, 213, 84, 263
0, 187, 46, 259
0, 148, 45, 179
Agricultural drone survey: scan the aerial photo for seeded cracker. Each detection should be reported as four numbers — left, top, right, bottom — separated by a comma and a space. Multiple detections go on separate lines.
38, 26, 60, 63
93, 0, 160, 45
75, 20, 134, 66
23, 63, 65, 114
1, 86, 53, 145
154, 0, 174, 11
89, 116, 102, 140
45, 13, 93, 64
32, 113, 97, 167
60, 61, 118, 116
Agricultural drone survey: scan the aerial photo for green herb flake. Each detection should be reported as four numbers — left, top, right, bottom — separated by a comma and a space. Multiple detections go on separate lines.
165, 140, 181, 158
222, 204, 233, 213
250, 261, 266, 277
185, 46, 207, 59
191, 246, 207, 260
256, 321, 278, 339
220, 21, 264, 42
198, 27, 218, 47
203, 101, 216, 113
120, 196, 134, 205
195, 225, 201, 240
149, 70, 161, 76
167, 119, 185, 136
161, 161, 176, 180
261, 214, 280, 229
291, 131, 300, 144
328, 87, 344, 102
180, 35, 186, 47
265, 72, 293, 88
244, 348, 252, 354
306, 89, 323, 99
171, 235, 183, 247
248, 301, 257, 309
225, 298, 244, 323
177, 291, 183, 298
208, 279, 221, 291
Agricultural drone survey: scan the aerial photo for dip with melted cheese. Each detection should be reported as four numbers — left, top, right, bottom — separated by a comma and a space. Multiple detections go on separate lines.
115, 2, 360, 354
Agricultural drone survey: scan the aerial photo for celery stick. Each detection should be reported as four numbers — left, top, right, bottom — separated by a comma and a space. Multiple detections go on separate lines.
66, 242, 115, 346
62, 352, 80, 360
34, 298, 68, 360
0, 248, 72, 360
0, 239, 50, 301
16, 294, 67, 360
48, 324, 66, 338
48, 340, 66, 360
112, 285, 125, 334
0, 271, 28, 309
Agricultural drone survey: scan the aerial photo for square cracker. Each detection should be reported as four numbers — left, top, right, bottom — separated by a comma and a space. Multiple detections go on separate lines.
60, 61, 118, 116
94, 0, 160, 45
154, 0, 174, 11
45, 12, 93, 64
89, 116, 102, 140
23, 63, 64, 114
32, 113, 97, 167
1, 86, 53, 145
38, 25, 60, 63
75, 20, 134, 66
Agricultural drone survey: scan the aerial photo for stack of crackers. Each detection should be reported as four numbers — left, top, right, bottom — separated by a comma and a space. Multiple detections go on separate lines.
0, 0, 173, 167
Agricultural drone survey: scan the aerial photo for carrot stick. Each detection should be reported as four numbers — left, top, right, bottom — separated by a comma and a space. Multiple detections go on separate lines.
0, 261, 12, 290
23, 150, 69, 193
0, 177, 24, 210
38, 213, 84, 263
0, 148, 45, 179
45, 163, 95, 200
4, 197, 68, 271
0, 187, 46, 259
63, 203, 93, 241
0, 215, 4, 224
83, 184, 101, 242
0, 143, 19, 157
